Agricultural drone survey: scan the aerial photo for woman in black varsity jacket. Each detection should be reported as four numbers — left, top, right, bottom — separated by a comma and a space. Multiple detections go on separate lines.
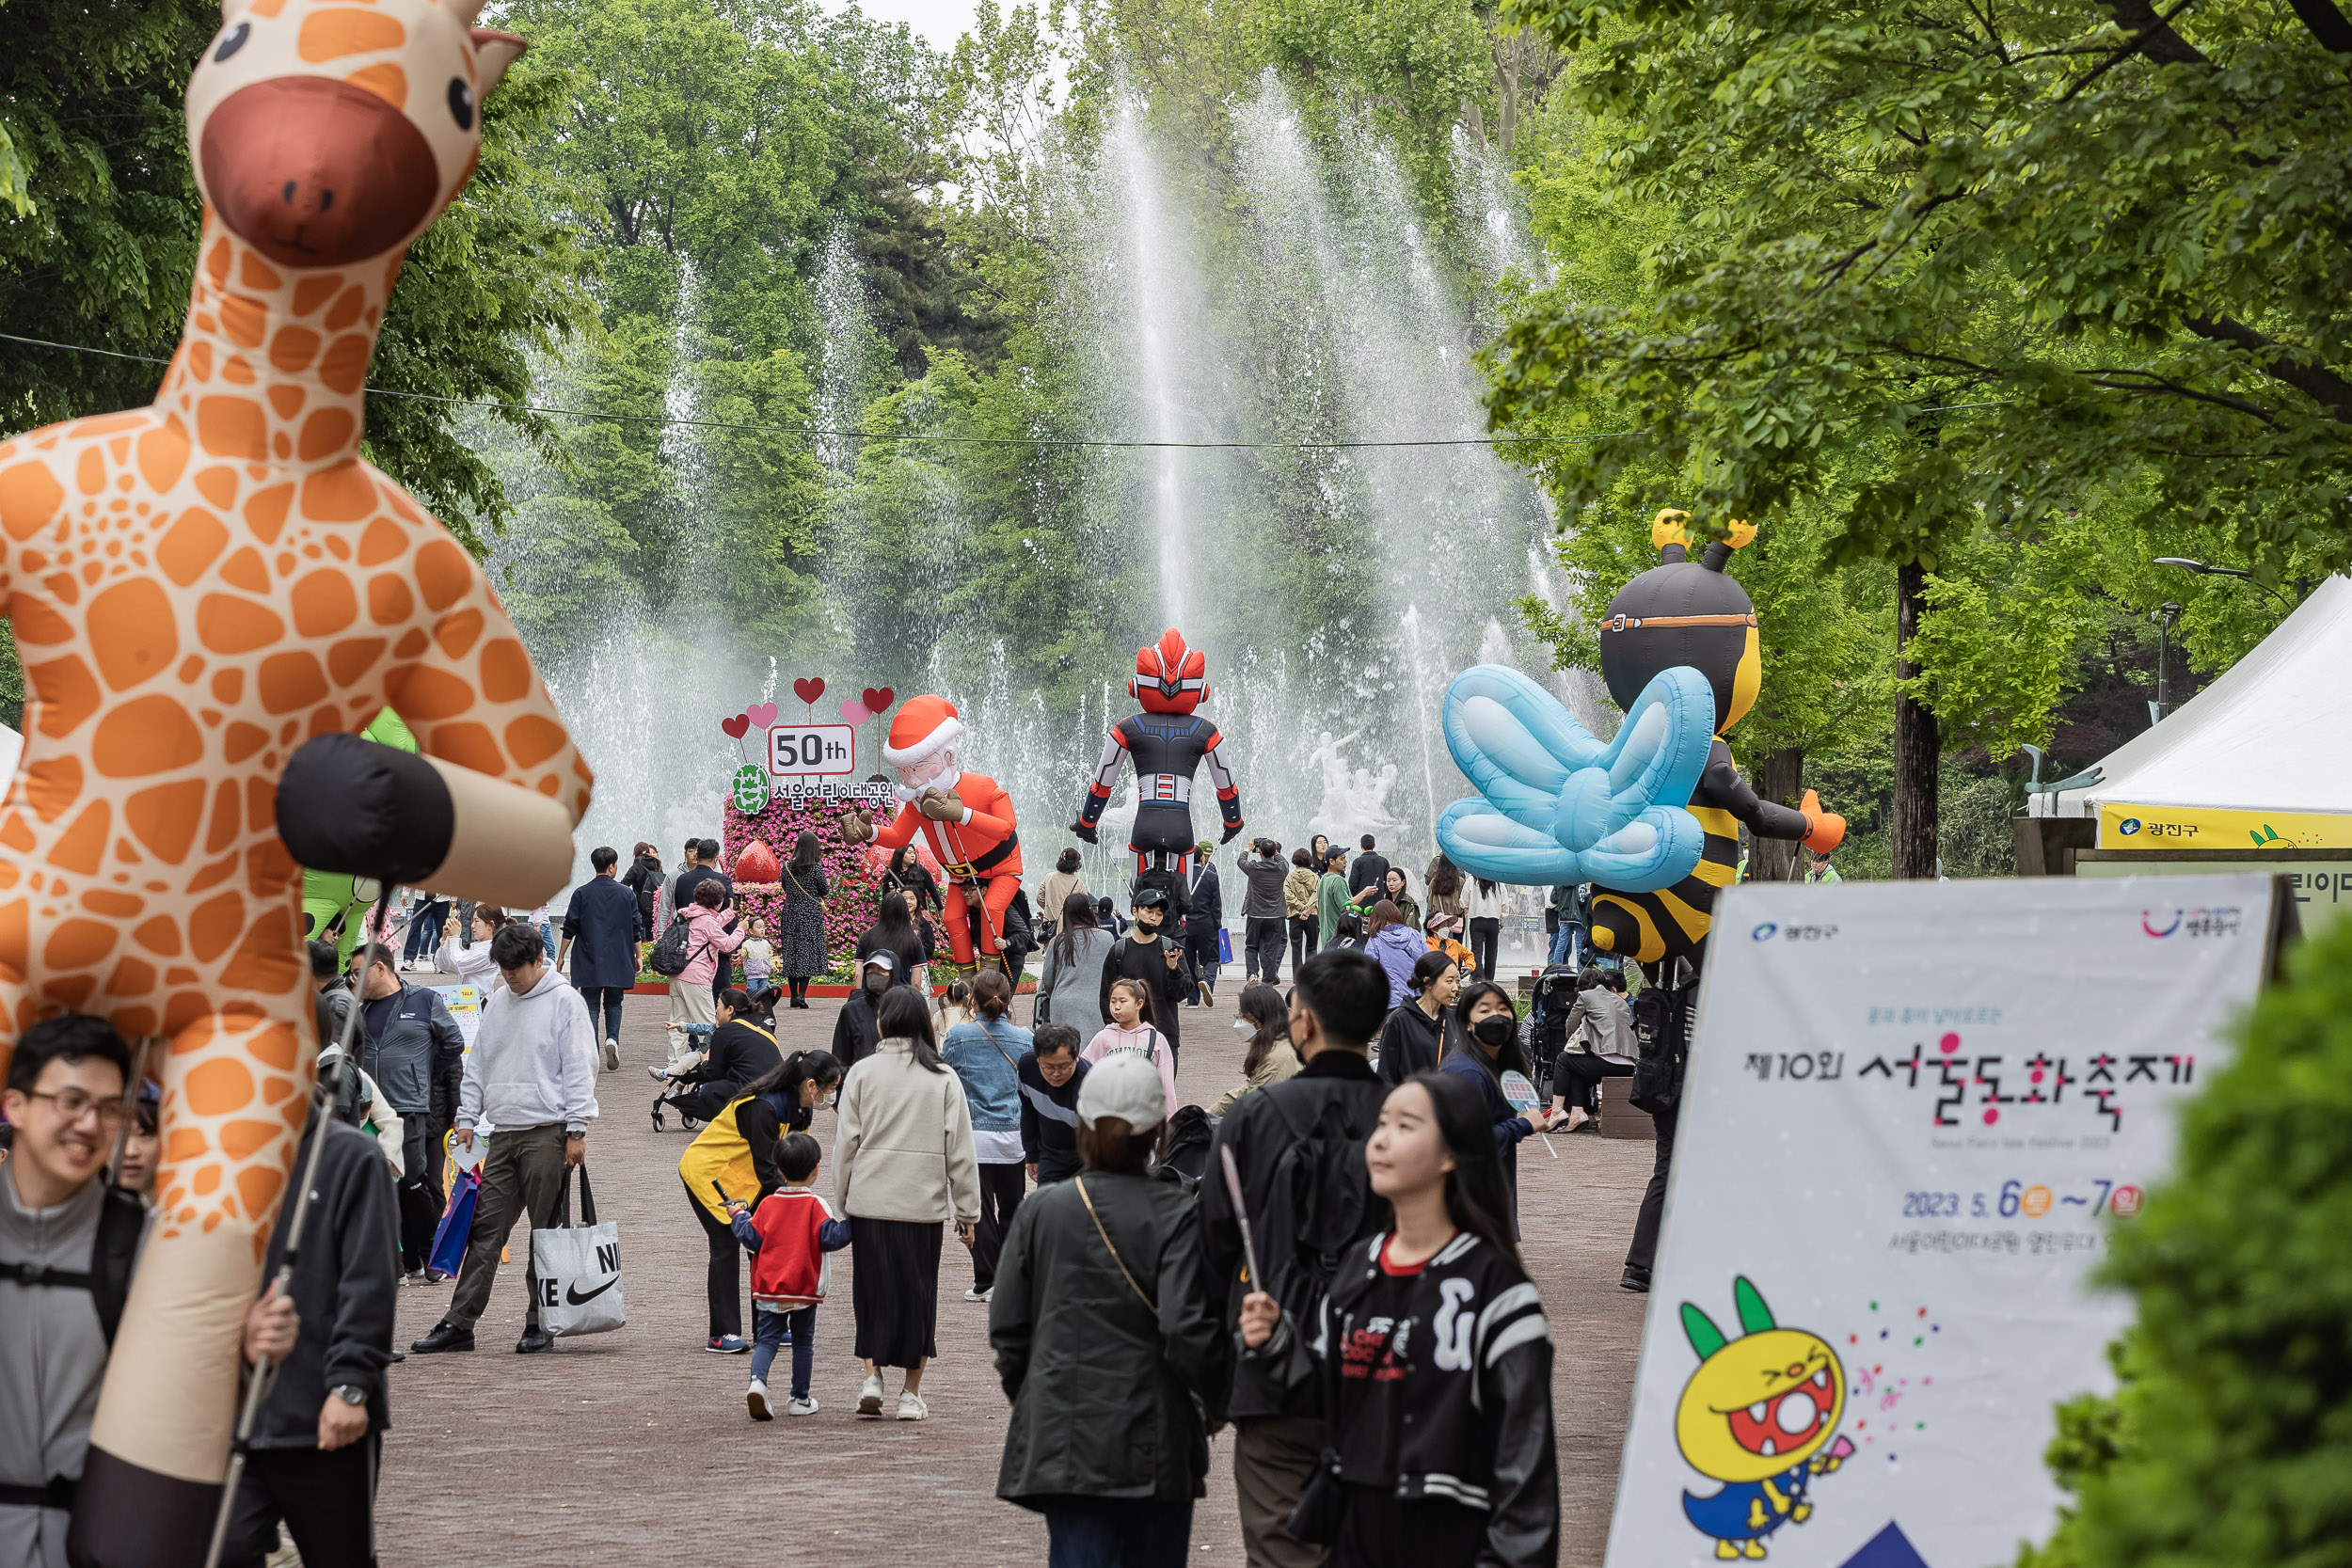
1240, 1070, 1559, 1568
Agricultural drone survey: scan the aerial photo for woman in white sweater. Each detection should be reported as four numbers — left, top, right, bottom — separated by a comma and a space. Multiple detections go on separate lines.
835, 987, 979, 1422
434, 902, 511, 995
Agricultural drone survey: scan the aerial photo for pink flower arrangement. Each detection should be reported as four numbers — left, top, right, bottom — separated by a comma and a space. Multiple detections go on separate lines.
722, 796, 885, 972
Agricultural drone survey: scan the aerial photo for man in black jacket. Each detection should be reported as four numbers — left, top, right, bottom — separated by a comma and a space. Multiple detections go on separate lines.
218, 1113, 398, 1568
1199, 946, 1392, 1568
1015, 1026, 1089, 1185
348, 947, 465, 1278
1183, 846, 1224, 1006
1097, 885, 1197, 1057
1345, 833, 1390, 900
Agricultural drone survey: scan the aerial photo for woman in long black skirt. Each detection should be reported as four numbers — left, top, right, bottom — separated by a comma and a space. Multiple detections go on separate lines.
835, 986, 979, 1420
777, 831, 830, 1008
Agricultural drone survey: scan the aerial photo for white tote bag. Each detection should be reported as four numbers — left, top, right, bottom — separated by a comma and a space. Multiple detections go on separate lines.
532, 1164, 626, 1338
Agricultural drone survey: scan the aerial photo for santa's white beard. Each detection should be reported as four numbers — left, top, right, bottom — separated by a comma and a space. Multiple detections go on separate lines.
893, 766, 962, 804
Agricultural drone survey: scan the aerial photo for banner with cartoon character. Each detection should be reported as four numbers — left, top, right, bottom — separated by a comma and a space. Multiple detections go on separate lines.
1603, 874, 2276, 1568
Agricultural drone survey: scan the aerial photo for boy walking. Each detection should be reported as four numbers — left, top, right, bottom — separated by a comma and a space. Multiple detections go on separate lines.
727, 1132, 852, 1418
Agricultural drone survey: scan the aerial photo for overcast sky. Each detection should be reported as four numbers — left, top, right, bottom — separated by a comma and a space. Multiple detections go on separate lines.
825, 0, 978, 52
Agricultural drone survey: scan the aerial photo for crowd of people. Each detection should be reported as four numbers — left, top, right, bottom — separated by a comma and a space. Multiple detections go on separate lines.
0, 816, 1670, 1568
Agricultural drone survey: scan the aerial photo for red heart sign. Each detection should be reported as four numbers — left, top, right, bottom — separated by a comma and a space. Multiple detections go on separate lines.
720, 714, 751, 740
862, 687, 895, 713
792, 677, 825, 705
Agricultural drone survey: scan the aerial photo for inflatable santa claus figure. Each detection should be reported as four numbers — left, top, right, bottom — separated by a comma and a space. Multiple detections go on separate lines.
843, 694, 1023, 974
1073, 628, 1244, 911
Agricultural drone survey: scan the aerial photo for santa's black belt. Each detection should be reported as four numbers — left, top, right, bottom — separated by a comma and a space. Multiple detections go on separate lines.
946, 832, 1018, 882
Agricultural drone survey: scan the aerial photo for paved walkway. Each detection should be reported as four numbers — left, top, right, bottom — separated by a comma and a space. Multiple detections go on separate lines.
377, 985, 1650, 1565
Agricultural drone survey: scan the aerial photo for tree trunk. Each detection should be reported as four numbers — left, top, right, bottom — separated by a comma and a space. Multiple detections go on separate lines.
1500, 40, 1519, 156
1749, 746, 1806, 881
1892, 562, 1941, 879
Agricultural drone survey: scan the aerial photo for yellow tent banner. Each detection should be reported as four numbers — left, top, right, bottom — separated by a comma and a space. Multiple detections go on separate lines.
2098, 802, 2352, 850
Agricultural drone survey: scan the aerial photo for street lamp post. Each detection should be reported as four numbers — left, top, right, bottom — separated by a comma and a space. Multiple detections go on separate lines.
2153, 557, 2308, 612
2151, 602, 2181, 725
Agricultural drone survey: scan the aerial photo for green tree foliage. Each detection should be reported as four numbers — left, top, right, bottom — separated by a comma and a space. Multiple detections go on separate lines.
1486, 0, 2352, 582
2019, 911, 2352, 1568
0, 0, 213, 432
495, 0, 959, 651
0, 0, 594, 544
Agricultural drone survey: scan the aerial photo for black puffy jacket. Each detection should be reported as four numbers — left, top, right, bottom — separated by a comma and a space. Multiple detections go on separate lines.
989, 1171, 1224, 1504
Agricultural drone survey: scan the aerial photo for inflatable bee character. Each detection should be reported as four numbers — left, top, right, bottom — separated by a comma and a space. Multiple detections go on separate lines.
1435, 512, 1842, 967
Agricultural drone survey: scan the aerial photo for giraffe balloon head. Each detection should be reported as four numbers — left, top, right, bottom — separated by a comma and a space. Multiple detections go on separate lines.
187, 0, 526, 271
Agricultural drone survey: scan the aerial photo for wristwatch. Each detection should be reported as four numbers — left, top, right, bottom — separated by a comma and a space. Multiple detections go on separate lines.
330, 1385, 366, 1407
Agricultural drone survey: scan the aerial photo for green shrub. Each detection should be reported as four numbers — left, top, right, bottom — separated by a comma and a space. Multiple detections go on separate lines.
2020, 911, 2352, 1568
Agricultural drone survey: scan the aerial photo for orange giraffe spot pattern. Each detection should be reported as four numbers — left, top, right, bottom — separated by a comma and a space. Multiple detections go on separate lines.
0, 206, 591, 1270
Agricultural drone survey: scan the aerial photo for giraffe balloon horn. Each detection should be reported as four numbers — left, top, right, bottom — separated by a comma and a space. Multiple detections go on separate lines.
0, 3, 592, 1562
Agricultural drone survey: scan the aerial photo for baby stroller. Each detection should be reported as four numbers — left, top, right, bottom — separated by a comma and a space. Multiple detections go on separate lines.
1523, 963, 1584, 1101
649, 1021, 713, 1133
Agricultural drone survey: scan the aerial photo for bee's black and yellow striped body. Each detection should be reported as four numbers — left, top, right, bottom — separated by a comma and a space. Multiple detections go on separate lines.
1587, 741, 1773, 965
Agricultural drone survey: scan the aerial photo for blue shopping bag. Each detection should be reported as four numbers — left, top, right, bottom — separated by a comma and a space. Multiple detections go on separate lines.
1216, 927, 1232, 964
428, 1164, 480, 1276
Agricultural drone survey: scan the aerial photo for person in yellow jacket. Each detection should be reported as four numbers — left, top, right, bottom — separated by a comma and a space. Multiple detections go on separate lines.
677, 1050, 845, 1353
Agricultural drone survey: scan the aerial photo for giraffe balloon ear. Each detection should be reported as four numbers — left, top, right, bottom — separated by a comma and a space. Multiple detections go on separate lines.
470, 28, 529, 95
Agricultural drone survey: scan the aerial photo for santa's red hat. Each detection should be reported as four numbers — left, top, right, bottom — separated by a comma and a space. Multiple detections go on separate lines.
882, 694, 963, 768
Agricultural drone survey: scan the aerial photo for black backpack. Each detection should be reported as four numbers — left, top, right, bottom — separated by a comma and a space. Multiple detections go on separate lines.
1154, 1104, 1216, 1195
1629, 983, 1692, 1116
647, 913, 695, 977
1253, 1088, 1383, 1359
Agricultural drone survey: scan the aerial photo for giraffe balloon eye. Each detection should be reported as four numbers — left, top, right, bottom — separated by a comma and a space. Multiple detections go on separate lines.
447, 77, 475, 131
214, 22, 250, 61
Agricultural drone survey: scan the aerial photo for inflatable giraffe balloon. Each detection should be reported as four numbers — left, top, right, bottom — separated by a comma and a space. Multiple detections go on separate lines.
0, 0, 588, 1557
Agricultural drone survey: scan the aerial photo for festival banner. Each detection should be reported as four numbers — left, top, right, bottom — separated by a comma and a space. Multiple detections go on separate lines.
2097, 800, 2352, 850
1602, 874, 2275, 1568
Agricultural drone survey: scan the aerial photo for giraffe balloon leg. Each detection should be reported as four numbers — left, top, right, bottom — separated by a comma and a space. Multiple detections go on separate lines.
0, 2, 583, 1560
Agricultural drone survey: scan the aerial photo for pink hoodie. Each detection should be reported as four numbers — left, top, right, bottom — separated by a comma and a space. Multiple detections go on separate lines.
676, 901, 747, 986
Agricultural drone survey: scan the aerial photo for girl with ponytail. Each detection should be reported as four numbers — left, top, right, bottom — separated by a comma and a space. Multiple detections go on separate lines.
1232, 1081, 1562, 1568
1238, 1071, 1558, 1567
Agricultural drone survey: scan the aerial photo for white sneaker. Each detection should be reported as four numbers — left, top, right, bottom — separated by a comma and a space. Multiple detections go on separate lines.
962, 1287, 991, 1303
747, 1380, 772, 1421
857, 1372, 884, 1416
896, 1390, 928, 1421
646, 1064, 668, 1083
787, 1396, 819, 1417
601, 1037, 620, 1071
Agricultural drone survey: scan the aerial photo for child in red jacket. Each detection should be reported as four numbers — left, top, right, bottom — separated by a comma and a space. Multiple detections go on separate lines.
726, 1132, 851, 1418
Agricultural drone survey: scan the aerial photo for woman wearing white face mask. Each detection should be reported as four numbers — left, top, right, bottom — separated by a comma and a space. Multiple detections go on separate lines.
1210, 985, 1300, 1116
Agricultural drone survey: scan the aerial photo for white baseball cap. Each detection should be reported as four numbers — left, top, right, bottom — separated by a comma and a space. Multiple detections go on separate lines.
1076, 1050, 1168, 1132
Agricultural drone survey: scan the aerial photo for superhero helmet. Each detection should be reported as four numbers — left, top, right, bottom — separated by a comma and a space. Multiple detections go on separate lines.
1130, 628, 1209, 715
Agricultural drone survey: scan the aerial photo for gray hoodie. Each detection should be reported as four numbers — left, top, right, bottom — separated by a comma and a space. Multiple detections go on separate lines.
457, 968, 601, 1136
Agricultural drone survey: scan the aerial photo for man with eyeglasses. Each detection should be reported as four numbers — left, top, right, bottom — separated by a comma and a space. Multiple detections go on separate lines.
1, 1015, 296, 1568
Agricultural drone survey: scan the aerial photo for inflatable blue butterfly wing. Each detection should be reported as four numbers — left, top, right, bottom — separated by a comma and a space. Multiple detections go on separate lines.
1435, 664, 1715, 893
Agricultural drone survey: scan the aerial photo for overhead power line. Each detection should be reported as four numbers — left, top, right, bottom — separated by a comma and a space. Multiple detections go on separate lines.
0, 329, 1633, 451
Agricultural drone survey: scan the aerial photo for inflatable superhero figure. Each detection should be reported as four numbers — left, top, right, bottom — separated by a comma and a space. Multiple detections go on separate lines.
1436, 512, 1843, 970
1072, 629, 1244, 909
842, 695, 1023, 975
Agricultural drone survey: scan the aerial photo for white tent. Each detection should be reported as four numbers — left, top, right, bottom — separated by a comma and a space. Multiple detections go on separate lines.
2039, 573, 2352, 821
